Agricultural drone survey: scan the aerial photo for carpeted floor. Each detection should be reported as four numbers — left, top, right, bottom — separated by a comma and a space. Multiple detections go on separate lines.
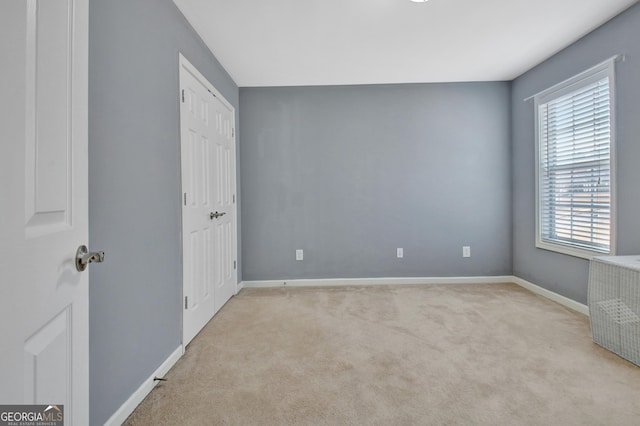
125, 283, 640, 425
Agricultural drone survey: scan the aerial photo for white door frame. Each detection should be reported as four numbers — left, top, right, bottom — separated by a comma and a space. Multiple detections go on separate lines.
178, 53, 238, 344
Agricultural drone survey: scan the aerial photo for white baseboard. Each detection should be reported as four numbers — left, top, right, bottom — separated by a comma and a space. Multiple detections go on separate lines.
511, 276, 589, 316
241, 276, 514, 288
240, 275, 589, 316
104, 345, 184, 426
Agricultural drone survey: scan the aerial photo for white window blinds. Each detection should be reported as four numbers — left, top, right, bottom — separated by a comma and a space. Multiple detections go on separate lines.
536, 62, 615, 257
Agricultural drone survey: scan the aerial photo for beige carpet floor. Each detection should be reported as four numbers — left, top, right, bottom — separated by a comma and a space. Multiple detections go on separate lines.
125, 283, 640, 425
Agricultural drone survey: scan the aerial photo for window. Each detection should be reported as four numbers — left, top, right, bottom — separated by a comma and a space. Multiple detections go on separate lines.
535, 59, 616, 259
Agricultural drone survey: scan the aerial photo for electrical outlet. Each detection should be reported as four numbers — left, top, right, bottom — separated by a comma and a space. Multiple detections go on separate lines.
397, 248, 403, 258
296, 249, 304, 261
463, 246, 471, 258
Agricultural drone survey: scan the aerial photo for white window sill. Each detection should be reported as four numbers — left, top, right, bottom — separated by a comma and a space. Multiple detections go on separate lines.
535, 240, 611, 260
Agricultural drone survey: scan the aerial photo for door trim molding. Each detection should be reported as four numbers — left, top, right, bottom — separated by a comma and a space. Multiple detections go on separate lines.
104, 345, 184, 426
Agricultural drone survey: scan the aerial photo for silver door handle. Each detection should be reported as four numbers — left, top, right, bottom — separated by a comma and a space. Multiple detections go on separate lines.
210, 211, 227, 220
76, 245, 105, 272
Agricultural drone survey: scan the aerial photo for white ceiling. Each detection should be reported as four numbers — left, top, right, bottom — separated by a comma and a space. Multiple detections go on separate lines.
173, 0, 638, 87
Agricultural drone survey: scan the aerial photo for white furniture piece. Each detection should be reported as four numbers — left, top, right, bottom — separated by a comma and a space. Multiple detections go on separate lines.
588, 255, 640, 366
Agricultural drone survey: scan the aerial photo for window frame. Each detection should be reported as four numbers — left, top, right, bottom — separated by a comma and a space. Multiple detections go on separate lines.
534, 59, 617, 259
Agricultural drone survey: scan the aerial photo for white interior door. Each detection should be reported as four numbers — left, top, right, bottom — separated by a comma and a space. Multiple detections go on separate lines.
211, 82, 237, 313
180, 55, 237, 346
0, 0, 89, 424
180, 63, 216, 345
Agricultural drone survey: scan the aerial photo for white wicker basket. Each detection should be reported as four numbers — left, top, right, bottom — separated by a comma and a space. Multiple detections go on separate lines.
588, 256, 640, 366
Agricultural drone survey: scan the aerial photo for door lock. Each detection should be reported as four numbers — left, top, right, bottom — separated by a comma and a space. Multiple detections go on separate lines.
75, 245, 105, 272
210, 211, 226, 220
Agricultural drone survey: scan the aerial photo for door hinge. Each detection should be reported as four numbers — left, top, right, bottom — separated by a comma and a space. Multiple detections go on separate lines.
232, 194, 235, 204
181, 89, 185, 103
184, 296, 188, 309
233, 260, 236, 270
232, 128, 235, 138
184, 193, 187, 205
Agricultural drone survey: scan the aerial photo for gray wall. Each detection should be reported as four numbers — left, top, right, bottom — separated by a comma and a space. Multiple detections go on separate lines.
88, 1, 238, 424
240, 83, 512, 281
512, 3, 640, 304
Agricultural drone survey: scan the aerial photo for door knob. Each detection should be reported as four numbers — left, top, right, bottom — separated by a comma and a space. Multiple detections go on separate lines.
210, 211, 227, 220
76, 245, 105, 272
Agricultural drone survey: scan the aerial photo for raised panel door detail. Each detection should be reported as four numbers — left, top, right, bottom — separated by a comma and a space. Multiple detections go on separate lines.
215, 145, 223, 206
23, 307, 70, 406
223, 222, 231, 281
188, 89, 196, 115
202, 228, 212, 299
216, 111, 222, 135
214, 225, 222, 288
187, 130, 198, 207
25, 0, 73, 236
201, 136, 210, 207
187, 231, 199, 310
223, 145, 231, 204
201, 98, 209, 126
214, 144, 232, 206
